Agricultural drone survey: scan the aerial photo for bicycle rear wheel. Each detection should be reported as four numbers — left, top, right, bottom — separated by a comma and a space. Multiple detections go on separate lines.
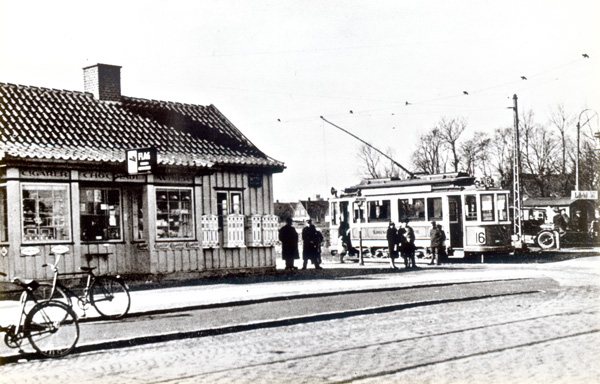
25, 300, 79, 358
90, 276, 130, 319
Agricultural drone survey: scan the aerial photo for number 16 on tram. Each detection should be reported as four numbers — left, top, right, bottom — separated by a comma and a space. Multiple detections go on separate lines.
329, 173, 513, 259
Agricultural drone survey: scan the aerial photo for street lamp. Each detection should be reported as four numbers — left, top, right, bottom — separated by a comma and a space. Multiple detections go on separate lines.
575, 109, 599, 191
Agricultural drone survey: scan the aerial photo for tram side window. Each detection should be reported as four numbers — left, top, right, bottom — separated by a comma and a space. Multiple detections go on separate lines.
497, 194, 508, 221
399, 198, 424, 222
465, 195, 477, 221
353, 202, 366, 223
427, 197, 443, 222
367, 200, 390, 222
481, 194, 495, 221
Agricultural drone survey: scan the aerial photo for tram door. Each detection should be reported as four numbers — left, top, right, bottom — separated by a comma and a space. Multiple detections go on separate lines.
448, 196, 463, 248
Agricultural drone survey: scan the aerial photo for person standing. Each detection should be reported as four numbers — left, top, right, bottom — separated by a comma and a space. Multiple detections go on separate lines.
278, 218, 299, 271
436, 224, 446, 264
337, 219, 354, 263
429, 221, 442, 265
386, 221, 399, 269
402, 219, 416, 268
302, 220, 322, 270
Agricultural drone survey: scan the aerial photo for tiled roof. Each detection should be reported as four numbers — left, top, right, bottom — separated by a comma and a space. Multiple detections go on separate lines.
0, 82, 284, 171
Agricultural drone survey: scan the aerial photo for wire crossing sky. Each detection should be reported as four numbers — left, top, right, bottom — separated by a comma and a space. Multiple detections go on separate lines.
1, 0, 598, 201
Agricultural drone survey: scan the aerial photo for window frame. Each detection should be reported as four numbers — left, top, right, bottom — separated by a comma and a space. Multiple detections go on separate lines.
21, 183, 71, 244
367, 199, 391, 223
481, 194, 495, 222
79, 186, 123, 242
216, 190, 244, 230
155, 187, 195, 241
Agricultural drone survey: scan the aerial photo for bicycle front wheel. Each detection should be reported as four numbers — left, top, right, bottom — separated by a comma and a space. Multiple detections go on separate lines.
35, 282, 72, 306
90, 276, 130, 319
25, 300, 79, 358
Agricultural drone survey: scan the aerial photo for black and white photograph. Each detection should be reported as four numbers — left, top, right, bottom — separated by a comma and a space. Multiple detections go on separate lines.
0, 1, 599, 383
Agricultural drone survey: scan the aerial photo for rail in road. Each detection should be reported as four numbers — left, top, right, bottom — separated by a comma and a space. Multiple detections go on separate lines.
0, 277, 552, 365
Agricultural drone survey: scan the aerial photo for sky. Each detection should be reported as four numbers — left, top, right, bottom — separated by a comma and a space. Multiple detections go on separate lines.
1, 0, 599, 201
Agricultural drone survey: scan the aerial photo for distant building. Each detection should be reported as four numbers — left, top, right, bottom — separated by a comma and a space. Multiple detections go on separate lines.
0, 64, 285, 281
274, 196, 329, 225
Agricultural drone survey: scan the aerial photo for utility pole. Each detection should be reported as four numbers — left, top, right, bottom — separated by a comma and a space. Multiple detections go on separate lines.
512, 94, 525, 251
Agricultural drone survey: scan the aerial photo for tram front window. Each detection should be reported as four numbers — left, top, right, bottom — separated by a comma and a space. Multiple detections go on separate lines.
465, 195, 477, 221
481, 194, 495, 221
497, 194, 508, 221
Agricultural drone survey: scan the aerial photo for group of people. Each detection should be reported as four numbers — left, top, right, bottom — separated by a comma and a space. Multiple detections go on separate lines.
387, 220, 446, 268
386, 220, 417, 269
278, 218, 323, 271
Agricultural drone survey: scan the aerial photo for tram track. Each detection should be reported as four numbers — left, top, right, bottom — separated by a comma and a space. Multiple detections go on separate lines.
0, 285, 547, 365
143, 306, 599, 384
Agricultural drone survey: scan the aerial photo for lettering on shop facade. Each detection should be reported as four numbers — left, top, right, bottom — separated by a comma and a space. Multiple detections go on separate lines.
20, 169, 70, 180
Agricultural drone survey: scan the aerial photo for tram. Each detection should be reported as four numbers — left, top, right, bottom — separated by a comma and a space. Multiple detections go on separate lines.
329, 172, 513, 259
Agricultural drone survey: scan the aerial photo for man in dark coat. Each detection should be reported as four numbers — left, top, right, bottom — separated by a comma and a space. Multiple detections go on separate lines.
401, 220, 416, 268
302, 220, 322, 269
386, 221, 399, 269
429, 221, 443, 265
279, 218, 299, 271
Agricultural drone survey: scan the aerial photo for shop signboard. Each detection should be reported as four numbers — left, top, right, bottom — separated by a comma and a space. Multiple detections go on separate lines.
127, 147, 157, 175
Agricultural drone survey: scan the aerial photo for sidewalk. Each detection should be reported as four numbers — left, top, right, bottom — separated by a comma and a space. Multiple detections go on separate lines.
1, 248, 598, 361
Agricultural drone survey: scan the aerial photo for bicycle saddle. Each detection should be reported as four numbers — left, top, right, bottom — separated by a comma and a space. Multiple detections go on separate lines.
12, 277, 40, 291
80, 266, 97, 272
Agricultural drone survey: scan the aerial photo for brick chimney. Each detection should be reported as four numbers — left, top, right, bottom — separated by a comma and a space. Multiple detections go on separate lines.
83, 64, 122, 101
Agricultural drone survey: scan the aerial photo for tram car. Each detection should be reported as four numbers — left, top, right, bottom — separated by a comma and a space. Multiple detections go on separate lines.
329, 172, 513, 259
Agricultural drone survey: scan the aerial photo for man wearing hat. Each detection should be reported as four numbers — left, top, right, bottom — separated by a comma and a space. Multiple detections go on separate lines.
302, 219, 323, 269
429, 221, 442, 265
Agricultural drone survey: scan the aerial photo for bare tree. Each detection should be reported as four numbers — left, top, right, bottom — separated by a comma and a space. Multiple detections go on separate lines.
357, 145, 404, 179
520, 110, 561, 196
438, 117, 467, 172
488, 126, 514, 187
411, 128, 445, 174
459, 132, 491, 177
548, 103, 575, 175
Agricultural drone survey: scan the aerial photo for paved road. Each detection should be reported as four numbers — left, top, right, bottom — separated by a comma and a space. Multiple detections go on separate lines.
1, 255, 599, 383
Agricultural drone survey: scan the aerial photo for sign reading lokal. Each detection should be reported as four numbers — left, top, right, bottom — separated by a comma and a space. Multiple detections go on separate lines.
127, 147, 157, 175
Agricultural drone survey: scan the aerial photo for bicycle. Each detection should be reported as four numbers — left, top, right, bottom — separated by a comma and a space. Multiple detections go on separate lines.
0, 272, 79, 358
43, 247, 131, 320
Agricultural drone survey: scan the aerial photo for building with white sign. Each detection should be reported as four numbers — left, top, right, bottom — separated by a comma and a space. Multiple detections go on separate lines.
0, 64, 285, 282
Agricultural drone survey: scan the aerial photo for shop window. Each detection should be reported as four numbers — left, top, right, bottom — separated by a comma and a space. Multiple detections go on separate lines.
216, 191, 243, 229
367, 200, 390, 222
497, 194, 508, 221
156, 188, 194, 240
80, 187, 122, 241
132, 190, 145, 240
465, 195, 478, 221
22, 184, 71, 242
0, 186, 7, 242
481, 194, 495, 221
427, 197, 443, 222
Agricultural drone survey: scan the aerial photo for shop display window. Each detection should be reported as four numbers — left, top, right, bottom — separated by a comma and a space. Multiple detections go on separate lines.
80, 187, 122, 241
156, 188, 194, 239
22, 184, 71, 242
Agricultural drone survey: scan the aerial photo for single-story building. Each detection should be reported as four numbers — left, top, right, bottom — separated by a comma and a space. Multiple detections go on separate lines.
0, 64, 285, 282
